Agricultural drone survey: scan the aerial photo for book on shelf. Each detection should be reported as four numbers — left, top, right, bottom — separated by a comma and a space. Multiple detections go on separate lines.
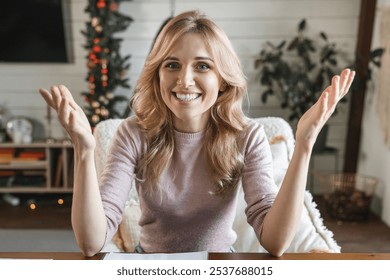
54, 153, 63, 188
9, 158, 46, 167
0, 157, 12, 165
13, 174, 46, 186
18, 150, 45, 160
0, 148, 16, 154
0, 171, 16, 177
0, 148, 15, 164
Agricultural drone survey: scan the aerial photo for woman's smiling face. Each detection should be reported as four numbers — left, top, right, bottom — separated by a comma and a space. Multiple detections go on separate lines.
158, 32, 224, 133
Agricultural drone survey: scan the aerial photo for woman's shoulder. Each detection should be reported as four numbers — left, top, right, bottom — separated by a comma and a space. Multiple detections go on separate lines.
239, 117, 270, 149
119, 115, 140, 128
242, 117, 266, 137
115, 115, 147, 141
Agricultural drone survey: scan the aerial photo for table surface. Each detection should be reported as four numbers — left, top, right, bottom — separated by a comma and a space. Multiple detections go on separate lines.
1, 252, 390, 260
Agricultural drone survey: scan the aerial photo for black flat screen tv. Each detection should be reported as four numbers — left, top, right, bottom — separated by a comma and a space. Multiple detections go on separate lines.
0, 0, 69, 63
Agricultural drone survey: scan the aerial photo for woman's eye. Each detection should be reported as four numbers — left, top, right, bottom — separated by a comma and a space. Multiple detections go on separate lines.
196, 63, 210, 70
164, 62, 179, 69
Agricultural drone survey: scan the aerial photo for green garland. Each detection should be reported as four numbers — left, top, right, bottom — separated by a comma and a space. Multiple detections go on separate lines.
81, 0, 133, 126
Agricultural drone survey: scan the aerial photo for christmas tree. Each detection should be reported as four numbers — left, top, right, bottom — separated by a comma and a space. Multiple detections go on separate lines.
81, 0, 133, 126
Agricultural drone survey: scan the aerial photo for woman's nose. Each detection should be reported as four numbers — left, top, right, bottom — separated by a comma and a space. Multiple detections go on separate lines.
178, 67, 195, 88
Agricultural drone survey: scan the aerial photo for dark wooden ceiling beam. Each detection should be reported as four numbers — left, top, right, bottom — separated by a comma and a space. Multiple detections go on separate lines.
343, 0, 377, 173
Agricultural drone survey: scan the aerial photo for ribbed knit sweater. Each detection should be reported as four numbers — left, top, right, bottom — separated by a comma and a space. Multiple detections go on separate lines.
99, 116, 277, 252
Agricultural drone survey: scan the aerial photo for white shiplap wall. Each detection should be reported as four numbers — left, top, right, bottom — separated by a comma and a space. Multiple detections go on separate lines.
0, 0, 360, 191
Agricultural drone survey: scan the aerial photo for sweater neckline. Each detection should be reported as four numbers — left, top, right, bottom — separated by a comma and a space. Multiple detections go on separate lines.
174, 129, 205, 144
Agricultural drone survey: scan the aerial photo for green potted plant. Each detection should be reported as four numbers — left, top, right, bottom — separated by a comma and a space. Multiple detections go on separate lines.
254, 19, 383, 152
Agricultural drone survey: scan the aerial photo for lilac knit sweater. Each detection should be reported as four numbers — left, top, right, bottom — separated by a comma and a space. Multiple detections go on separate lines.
99, 116, 277, 252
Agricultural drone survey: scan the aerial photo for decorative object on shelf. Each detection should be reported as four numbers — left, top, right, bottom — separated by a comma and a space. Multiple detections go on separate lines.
81, 0, 133, 127
254, 19, 384, 152
6, 117, 34, 144
2, 193, 20, 206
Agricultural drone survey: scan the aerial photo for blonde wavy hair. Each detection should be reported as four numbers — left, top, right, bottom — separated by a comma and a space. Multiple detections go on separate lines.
131, 10, 248, 194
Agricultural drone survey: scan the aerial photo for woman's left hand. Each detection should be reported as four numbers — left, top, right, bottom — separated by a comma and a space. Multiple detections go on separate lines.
295, 68, 355, 151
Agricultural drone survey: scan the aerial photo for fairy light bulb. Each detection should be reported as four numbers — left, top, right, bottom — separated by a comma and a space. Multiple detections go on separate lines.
91, 17, 99, 27
92, 101, 100, 108
100, 108, 109, 117
106, 92, 114, 99
92, 114, 100, 123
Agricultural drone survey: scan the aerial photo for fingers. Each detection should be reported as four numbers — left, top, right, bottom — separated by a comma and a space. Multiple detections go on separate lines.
329, 75, 340, 105
338, 68, 355, 97
339, 69, 350, 95
39, 84, 79, 123
38, 88, 55, 109
328, 68, 356, 105
38, 85, 63, 111
343, 70, 356, 96
321, 90, 329, 114
58, 85, 78, 110
51, 85, 63, 110
39, 84, 77, 110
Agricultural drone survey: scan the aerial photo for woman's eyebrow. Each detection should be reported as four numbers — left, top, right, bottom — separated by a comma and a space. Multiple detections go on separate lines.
163, 56, 214, 62
195, 56, 214, 62
163, 56, 179, 61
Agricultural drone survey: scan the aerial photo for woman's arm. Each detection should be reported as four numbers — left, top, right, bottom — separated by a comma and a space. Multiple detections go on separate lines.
260, 68, 355, 256
39, 85, 107, 256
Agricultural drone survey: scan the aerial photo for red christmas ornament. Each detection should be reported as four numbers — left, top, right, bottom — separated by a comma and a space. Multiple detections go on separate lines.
110, 2, 119, 11
87, 60, 95, 69
97, 0, 106, 9
93, 45, 102, 53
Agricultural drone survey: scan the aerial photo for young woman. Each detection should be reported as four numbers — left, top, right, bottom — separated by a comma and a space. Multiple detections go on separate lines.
39, 10, 355, 257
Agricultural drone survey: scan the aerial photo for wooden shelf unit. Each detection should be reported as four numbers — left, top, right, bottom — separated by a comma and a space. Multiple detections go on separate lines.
0, 141, 74, 193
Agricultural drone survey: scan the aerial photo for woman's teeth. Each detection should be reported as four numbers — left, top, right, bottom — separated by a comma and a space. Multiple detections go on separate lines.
175, 93, 200, 101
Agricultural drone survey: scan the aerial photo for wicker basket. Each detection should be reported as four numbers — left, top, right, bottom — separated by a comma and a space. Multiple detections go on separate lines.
317, 173, 378, 221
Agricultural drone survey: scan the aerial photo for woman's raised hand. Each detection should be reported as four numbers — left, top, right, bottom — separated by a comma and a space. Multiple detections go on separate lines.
39, 85, 95, 150
295, 68, 355, 151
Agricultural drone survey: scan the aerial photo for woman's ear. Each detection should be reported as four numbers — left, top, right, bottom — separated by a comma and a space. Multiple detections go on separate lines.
219, 82, 227, 93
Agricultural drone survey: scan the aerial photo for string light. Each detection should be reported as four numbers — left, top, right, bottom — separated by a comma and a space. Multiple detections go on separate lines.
106, 92, 114, 99
100, 108, 109, 117
23, 196, 69, 211
92, 114, 100, 124
91, 17, 99, 27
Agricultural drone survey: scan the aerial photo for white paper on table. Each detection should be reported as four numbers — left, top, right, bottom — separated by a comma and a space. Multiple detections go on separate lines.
102, 251, 208, 260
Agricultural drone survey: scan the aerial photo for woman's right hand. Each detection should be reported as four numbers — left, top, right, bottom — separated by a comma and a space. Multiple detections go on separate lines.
39, 85, 95, 151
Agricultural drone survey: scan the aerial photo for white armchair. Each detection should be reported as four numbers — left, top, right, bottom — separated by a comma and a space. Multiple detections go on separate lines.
94, 117, 340, 253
